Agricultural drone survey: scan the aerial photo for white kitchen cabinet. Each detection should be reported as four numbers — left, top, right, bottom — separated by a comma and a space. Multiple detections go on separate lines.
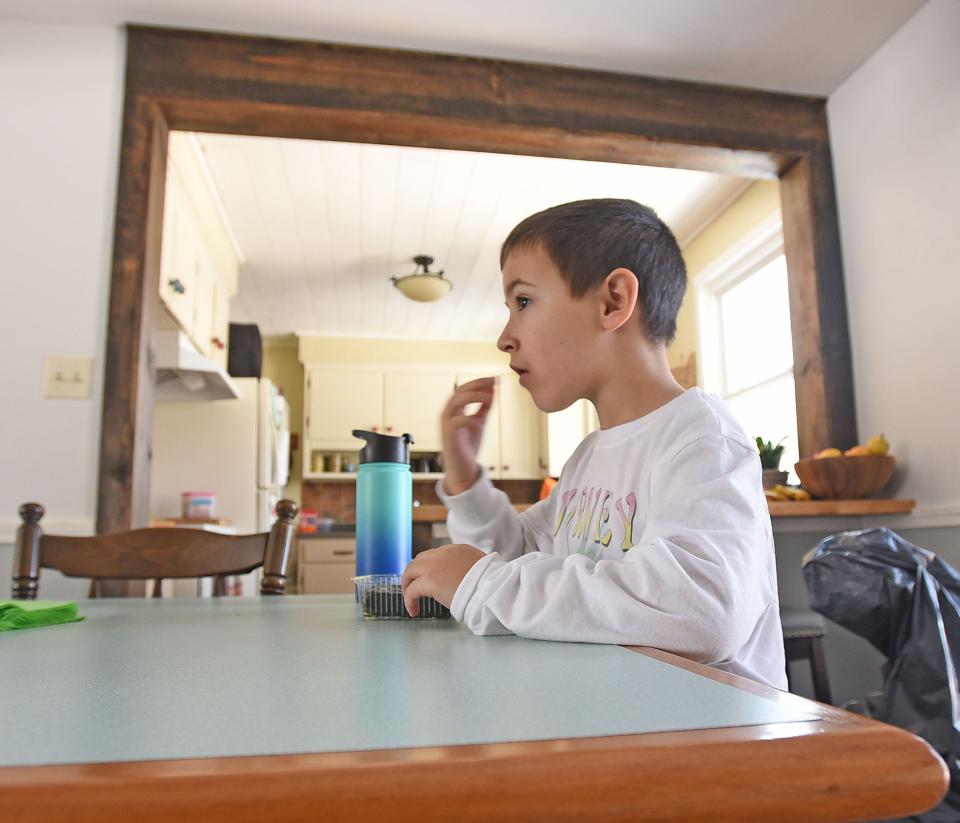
302, 364, 546, 480
158, 173, 198, 333
547, 398, 600, 476
383, 370, 454, 451
306, 366, 384, 450
191, 250, 217, 358
497, 368, 546, 479
158, 133, 238, 368
209, 278, 230, 371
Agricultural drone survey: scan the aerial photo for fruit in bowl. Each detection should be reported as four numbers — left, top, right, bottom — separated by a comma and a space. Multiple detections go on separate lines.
796, 434, 895, 499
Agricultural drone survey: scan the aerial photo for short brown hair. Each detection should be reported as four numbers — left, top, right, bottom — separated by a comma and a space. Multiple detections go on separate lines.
500, 198, 687, 343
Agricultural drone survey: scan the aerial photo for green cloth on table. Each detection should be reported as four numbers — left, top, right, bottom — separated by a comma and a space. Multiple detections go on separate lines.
0, 600, 84, 632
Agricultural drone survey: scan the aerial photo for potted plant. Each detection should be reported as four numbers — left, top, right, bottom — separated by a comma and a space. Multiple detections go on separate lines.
755, 436, 788, 489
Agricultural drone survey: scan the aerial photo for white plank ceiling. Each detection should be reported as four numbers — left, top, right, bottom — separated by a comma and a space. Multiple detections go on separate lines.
195, 132, 749, 342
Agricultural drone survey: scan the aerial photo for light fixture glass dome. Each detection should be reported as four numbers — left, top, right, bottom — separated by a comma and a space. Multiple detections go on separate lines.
391, 255, 452, 303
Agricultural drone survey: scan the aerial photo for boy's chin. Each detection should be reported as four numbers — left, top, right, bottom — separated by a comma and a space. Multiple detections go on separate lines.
530, 389, 579, 415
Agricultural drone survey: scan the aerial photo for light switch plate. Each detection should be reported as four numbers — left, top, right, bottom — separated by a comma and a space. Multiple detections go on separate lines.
44, 356, 93, 399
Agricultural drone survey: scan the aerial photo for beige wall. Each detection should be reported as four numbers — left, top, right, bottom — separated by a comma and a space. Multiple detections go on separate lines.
669, 180, 782, 371
261, 341, 305, 505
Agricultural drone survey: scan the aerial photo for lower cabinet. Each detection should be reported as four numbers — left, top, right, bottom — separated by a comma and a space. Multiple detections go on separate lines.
298, 537, 356, 595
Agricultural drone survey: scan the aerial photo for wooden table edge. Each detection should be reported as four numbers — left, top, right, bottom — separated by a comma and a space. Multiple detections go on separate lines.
0, 647, 947, 823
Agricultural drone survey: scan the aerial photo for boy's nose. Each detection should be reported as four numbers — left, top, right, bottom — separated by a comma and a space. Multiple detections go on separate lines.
497, 326, 516, 353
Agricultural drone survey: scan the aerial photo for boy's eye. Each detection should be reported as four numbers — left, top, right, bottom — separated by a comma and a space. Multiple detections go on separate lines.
516, 296, 531, 310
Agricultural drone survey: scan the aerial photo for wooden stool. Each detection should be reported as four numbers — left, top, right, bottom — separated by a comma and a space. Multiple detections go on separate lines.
781, 608, 833, 704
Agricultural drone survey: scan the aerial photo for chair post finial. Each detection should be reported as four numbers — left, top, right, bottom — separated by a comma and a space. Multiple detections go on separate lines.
13, 502, 45, 599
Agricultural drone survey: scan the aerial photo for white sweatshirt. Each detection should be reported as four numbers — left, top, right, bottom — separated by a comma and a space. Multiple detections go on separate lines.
439, 388, 787, 690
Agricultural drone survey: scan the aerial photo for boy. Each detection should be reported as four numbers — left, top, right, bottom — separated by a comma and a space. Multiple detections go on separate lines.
401, 198, 786, 689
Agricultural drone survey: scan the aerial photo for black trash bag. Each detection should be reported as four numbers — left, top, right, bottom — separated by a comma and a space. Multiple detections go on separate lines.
802, 527, 958, 822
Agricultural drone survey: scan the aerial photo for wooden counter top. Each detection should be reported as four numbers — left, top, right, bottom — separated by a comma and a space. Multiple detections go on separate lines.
415, 500, 914, 522
767, 498, 915, 517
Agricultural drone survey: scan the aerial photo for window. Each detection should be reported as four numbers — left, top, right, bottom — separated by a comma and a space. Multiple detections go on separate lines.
697, 217, 799, 482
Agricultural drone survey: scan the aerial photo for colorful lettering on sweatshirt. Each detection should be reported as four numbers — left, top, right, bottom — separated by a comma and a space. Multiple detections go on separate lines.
554, 486, 637, 556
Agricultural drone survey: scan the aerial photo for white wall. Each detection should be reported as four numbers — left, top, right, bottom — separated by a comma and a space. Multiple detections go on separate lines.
772, 0, 960, 706
0, 21, 125, 545
827, 0, 960, 525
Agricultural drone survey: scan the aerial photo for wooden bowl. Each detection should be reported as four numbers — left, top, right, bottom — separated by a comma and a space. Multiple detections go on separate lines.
794, 455, 896, 499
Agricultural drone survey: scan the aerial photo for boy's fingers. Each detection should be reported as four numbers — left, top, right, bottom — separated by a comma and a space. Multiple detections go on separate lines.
403, 576, 430, 617
446, 414, 487, 432
445, 388, 494, 417
455, 376, 496, 393
400, 556, 424, 590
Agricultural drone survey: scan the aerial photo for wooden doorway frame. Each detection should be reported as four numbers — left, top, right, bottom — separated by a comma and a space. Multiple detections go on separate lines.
99, 25, 856, 533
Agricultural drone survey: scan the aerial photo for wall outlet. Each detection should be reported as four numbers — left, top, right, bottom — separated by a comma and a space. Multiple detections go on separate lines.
44, 356, 93, 399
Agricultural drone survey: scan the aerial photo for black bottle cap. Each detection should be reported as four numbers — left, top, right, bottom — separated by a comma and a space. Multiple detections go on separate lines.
352, 430, 415, 465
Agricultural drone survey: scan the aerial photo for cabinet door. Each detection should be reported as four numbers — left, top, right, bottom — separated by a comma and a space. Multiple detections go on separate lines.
498, 369, 545, 479
307, 367, 383, 449
547, 398, 597, 477
191, 249, 217, 358
383, 370, 455, 451
209, 278, 230, 371
158, 175, 197, 332
455, 371, 500, 478
300, 562, 356, 595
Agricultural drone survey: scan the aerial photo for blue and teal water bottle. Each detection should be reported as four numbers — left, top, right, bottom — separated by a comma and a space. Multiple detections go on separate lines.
352, 429, 414, 577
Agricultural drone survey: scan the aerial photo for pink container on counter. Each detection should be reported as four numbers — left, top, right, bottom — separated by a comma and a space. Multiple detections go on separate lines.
181, 491, 216, 519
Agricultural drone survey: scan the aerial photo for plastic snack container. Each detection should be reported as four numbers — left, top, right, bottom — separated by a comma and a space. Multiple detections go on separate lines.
353, 574, 450, 619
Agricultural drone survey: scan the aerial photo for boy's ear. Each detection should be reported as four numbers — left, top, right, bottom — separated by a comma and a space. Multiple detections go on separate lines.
599, 268, 639, 332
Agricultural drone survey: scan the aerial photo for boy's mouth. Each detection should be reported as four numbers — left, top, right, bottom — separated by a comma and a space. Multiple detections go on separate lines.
511, 365, 530, 384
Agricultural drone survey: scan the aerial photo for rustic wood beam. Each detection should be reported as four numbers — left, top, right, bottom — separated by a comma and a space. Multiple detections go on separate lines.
98, 24, 857, 540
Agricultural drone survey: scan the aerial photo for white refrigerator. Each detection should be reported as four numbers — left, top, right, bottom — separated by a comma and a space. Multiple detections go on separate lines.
150, 377, 291, 596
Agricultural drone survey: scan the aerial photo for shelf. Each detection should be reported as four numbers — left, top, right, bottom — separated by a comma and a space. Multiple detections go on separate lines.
767, 499, 915, 517
413, 500, 914, 522
413, 503, 532, 522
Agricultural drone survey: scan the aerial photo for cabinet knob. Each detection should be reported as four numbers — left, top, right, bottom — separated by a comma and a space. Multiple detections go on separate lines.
211, 336, 225, 350
168, 278, 186, 295
502, 465, 510, 471
386, 426, 394, 432
372, 426, 379, 432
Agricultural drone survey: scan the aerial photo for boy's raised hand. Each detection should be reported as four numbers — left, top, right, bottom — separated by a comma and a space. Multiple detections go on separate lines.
440, 376, 496, 495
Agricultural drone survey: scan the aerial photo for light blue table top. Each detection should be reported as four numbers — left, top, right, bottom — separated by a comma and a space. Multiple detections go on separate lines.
1, 596, 815, 768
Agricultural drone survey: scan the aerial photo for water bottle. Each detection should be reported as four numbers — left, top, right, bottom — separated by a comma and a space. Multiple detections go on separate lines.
352, 429, 414, 577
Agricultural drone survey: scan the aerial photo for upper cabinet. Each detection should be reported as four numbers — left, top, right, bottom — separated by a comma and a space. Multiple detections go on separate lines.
547, 398, 600, 477
303, 362, 546, 480
305, 366, 384, 451
158, 133, 238, 366
383, 370, 455, 451
498, 369, 547, 480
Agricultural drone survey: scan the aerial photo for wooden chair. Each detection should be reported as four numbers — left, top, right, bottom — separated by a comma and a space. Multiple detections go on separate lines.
781, 607, 833, 704
12, 499, 299, 599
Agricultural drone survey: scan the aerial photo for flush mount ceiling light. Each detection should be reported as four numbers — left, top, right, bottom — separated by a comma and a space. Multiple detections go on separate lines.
390, 255, 453, 303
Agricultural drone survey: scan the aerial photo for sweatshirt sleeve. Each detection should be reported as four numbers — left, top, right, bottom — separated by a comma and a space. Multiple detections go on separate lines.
436, 469, 556, 562
449, 435, 776, 666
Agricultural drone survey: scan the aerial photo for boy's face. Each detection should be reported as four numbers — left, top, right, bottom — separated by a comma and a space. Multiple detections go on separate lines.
497, 244, 600, 413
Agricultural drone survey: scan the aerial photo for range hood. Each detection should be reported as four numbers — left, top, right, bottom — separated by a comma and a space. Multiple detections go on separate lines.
155, 329, 240, 401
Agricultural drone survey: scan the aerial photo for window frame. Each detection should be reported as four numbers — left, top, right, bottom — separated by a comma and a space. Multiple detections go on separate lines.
696, 214, 787, 398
